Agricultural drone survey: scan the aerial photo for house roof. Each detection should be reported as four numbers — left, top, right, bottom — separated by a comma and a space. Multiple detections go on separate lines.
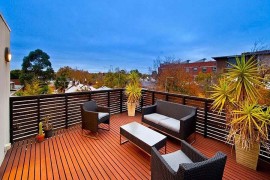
212, 55, 239, 60
243, 50, 270, 55
212, 50, 270, 60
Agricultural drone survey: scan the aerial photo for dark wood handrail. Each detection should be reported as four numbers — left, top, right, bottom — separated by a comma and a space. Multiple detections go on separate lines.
9, 88, 270, 162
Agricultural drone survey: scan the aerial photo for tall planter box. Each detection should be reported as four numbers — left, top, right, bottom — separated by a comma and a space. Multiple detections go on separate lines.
127, 103, 136, 116
235, 135, 260, 170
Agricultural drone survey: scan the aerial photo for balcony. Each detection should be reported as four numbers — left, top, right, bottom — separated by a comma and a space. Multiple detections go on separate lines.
1, 89, 270, 179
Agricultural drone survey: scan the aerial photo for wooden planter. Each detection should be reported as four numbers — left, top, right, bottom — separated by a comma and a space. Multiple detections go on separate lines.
235, 135, 260, 170
127, 103, 136, 116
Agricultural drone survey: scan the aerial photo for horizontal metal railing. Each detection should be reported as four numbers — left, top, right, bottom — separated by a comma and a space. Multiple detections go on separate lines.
9, 89, 270, 161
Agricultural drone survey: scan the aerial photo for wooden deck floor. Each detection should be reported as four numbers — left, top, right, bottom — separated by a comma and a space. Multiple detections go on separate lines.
0, 113, 270, 180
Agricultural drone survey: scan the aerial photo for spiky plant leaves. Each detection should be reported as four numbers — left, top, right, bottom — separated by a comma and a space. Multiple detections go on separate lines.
210, 77, 234, 113
227, 55, 262, 103
125, 83, 141, 103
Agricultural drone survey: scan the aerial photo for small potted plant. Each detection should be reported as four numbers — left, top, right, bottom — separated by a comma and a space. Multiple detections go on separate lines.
125, 72, 141, 116
43, 116, 53, 138
36, 122, 45, 142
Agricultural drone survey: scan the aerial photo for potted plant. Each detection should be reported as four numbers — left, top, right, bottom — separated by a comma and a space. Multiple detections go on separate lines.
210, 54, 270, 170
125, 72, 142, 116
43, 115, 53, 138
36, 122, 45, 142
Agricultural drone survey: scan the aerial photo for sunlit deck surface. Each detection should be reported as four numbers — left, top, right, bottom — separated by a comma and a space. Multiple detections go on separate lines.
0, 113, 270, 180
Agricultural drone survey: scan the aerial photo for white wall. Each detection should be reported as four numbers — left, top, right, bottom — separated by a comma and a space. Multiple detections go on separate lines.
0, 14, 11, 165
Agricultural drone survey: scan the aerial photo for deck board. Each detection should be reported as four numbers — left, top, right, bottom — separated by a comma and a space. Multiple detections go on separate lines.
1, 113, 270, 180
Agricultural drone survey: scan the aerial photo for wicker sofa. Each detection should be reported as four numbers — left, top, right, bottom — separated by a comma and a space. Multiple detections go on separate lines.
151, 140, 227, 180
142, 100, 197, 140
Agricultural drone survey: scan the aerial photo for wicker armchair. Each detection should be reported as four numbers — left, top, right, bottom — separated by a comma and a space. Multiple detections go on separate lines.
80, 101, 110, 139
151, 140, 227, 180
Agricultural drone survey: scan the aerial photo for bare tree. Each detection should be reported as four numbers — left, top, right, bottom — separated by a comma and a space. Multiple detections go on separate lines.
250, 39, 268, 52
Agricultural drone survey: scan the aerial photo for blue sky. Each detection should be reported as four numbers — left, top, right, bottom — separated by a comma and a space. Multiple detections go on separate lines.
1, 0, 270, 73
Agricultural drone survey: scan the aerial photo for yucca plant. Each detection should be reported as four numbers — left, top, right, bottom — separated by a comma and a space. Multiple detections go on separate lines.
125, 71, 141, 103
125, 72, 141, 116
125, 83, 142, 103
210, 54, 269, 159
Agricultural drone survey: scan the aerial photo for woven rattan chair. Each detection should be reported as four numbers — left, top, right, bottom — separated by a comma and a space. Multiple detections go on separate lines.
80, 100, 110, 139
151, 140, 227, 180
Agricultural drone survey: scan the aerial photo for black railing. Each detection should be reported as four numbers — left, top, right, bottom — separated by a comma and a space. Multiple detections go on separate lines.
9, 89, 270, 161
10, 89, 126, 143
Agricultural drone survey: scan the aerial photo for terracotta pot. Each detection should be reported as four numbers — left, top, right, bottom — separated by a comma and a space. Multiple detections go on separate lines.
127, 103, 136, 116
235, 135, 260, 170
36, 134, 45, 143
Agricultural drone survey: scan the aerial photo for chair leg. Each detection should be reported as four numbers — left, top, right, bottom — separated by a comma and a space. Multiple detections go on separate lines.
81, 129, 98, 140
98, 124, 110, 131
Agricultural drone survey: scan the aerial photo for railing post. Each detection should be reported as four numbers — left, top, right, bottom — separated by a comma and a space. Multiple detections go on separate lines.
152, 92, 155, 105
37, 97, 40, 133
89, 92, 92, 101
120, 89, 123, 113
65, 94, 68, 129
204, 101, 208, 137
107, 91, 110, 108
183, 97, 186, 105
140, 91, 144, 112
9, 98, 13, 144
165, 93, 169, 101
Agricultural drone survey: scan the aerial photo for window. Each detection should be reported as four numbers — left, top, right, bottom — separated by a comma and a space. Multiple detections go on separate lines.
212, 67, 217, 72
202, 67, 207, 73
186, 68, 190, 72
227, 57, 236, 67
193, 67, 198, 72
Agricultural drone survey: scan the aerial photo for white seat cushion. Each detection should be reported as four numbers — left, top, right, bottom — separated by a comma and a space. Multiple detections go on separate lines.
98, 112, 109, 119
162, 150, 193, 172
144, 113, 169, 124
159, 118, 180, 133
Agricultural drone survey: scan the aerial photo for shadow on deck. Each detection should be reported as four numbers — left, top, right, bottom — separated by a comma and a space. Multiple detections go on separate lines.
0, 113, 269, 179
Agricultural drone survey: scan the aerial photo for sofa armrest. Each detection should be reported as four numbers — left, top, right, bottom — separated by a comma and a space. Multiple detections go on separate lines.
142, 104, 157, 115
97, 106, 110, 113
179, 109, 197, 139
181, 112, 195, 121
151, 147, 177, 179
181, 140, 207, 162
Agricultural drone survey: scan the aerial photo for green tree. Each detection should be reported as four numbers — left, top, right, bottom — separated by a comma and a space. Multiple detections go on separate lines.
104, 69, 128, 88
56, 66, 72, 78
16, 79, 52, 96
17, 79, 42, 96
195, 72, 215, 97
55, 76, 68, 93
55, 66, 72, 93
10, 69, 21, 79
56, 66, 95, 85
20, 49, 54, 85
130, 69, 142, 77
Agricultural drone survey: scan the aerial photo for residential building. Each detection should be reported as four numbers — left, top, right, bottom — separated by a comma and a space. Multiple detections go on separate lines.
158, 59, 217, 79
212, 50, 270, 73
